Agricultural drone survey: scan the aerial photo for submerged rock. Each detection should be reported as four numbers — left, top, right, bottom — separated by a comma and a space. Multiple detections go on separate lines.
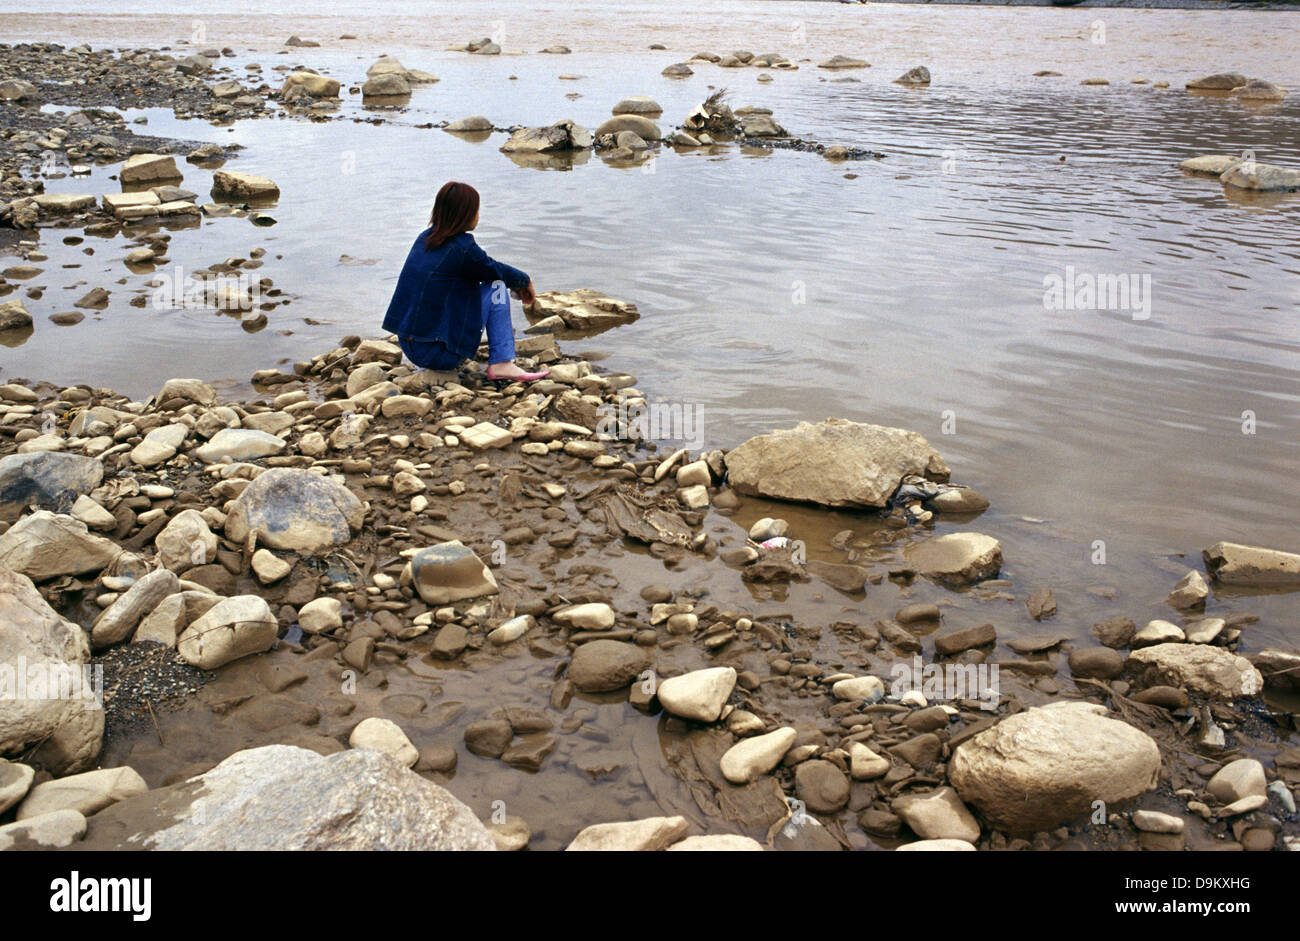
1231, 78, 1286, 101
949, 702, 1161, 832
87, 745, 495, 850
819, 55, 869, 69
224, 468, 364, 552
724, 418, 949, 509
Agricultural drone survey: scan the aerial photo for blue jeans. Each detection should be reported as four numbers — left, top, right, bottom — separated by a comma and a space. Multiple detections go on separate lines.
399, 282, 515, 370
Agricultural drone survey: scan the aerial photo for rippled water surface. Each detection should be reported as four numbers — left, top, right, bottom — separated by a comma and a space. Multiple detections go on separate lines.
5, 0, 1300, 639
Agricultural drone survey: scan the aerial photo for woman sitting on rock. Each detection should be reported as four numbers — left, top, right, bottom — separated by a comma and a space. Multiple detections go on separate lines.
383, 180, 549, 382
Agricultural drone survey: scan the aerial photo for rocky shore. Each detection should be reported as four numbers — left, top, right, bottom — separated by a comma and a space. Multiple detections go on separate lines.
0, 323, 1297, 851
2, 35, 1299, 853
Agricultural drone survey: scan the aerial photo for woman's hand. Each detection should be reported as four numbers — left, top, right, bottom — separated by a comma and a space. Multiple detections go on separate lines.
518, 281, 536, 306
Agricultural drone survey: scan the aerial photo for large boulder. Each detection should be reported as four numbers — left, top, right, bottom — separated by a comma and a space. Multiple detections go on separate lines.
176, 595, 277, 669
949, 702, 1161, 832
83, 745, 496, 850
0, 511, 120, 580
1127, 643, 1263, 700
723, 418, 949, 508
0, 567, 104, 774
0, 451, 103, 521
1203, 541, 1300, 587
224, 468, 364, 552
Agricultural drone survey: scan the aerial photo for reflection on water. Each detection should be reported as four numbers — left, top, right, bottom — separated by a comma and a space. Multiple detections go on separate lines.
4, 0, 1300, 644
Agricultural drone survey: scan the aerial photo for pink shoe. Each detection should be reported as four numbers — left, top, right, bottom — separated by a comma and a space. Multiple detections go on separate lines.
486, 365, 550, 383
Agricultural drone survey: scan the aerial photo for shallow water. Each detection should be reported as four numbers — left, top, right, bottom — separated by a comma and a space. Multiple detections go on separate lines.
5, 4, 1300, 687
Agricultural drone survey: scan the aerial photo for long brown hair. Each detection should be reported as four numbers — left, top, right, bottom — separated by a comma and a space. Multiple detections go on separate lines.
424, 181, 480, 249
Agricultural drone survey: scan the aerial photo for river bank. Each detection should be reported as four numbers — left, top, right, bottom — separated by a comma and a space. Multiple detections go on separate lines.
1, 21, 1299, 851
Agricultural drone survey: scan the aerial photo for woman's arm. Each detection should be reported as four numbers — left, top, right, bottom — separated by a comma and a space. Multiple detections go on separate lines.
461, 236, 530, 292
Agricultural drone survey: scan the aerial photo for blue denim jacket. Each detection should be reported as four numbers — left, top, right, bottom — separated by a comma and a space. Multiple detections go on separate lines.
381, 230, 530, 360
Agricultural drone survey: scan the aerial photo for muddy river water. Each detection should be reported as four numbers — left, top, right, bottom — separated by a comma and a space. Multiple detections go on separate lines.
2, 0, 1299, 847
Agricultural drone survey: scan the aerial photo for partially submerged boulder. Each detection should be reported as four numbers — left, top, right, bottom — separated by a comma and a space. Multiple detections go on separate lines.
500, 120, 593, 153
523, 289, 639, 337
1186, 72, 1247, 90
1203, 541, 1300, 587
212, 170, 281, 202
949, 702, 1161, 832
723, 418, 949, 509
84, 745, 495, 850
894, 65, 931, 85
224, 468, 365, 552
1220, 162, 1300, 192
1179, 154, 1243, 177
